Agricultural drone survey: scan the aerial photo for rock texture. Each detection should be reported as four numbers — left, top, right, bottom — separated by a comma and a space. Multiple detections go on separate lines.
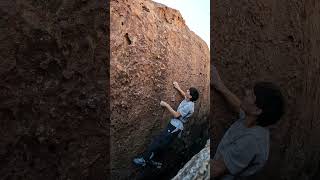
212, 0, 320, 179
111, 0, 210, 179
0, 1, 108, 179
172, 140, 210, 180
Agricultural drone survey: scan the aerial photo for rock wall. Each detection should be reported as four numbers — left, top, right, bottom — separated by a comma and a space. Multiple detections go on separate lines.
212, 0, 320, 179
0, 1, 108, 179
111, 0, 210, 179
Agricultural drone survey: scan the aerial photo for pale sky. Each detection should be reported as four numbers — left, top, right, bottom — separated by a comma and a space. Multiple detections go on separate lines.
152, 0, 210, 48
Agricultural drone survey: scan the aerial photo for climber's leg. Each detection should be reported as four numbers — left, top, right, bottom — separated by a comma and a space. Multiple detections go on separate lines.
133, 123, 180, 167
143, 122, 180, 160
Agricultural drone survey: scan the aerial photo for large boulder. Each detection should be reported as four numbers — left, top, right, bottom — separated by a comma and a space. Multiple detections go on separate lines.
172, 140, 210, 180
212, 0, 320, 179
111, 0, 210, 179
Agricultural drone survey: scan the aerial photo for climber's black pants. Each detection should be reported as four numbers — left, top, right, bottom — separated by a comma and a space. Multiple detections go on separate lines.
143, 123, 181, 160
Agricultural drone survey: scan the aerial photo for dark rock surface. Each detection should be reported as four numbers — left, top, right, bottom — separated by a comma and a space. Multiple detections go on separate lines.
0, 1, 108, 179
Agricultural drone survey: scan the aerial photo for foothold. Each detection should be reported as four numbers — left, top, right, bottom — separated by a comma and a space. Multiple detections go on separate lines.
142, 6, 150, 12
124, 33, 132, 45
288, 35, 294, 42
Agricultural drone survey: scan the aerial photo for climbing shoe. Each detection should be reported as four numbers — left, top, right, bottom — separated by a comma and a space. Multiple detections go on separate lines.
133, 157, 146, 167
149, 160, 162, 169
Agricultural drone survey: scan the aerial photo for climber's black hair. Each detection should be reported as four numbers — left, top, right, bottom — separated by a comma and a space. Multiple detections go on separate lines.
254, 82, 285, 127
189, 87, 199, 102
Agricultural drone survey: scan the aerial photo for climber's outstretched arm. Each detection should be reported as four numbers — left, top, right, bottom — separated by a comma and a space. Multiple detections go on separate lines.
160, 101, 181, 118
212, 64, 241, 114
173, 81, 186, 97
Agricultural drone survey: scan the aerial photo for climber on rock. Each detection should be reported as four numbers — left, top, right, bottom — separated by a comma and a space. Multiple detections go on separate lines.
210, 64, 285, 179
133, 81, 199, 168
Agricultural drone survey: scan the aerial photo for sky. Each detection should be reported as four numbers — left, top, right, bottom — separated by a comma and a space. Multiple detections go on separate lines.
152, 0, 210, 48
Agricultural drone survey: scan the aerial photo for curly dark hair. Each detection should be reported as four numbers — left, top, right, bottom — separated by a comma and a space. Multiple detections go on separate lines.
254, 82, 285, 127
189, 87, 199, 102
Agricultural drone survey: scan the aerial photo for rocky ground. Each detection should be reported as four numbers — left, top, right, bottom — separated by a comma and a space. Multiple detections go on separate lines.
172, 140, 210, 180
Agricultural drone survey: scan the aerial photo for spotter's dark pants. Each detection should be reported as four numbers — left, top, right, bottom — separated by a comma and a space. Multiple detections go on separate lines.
142, 122, 181, 160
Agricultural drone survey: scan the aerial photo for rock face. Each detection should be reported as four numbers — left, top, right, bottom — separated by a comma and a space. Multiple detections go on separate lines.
212, 0, 320, 179
111, 0, 210, 179
0, 1, 107, 179
172, 140, 210, 180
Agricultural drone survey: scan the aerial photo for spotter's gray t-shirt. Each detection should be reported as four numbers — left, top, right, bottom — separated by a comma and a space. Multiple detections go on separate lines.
170, 99, 194, 130
214, 110, 270, 180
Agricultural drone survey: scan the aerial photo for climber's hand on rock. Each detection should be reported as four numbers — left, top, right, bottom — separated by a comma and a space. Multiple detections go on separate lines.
173, 81, 180, 89
160, 101, 168, 107
212, 64, 225, 91
173, 81, 186, 97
